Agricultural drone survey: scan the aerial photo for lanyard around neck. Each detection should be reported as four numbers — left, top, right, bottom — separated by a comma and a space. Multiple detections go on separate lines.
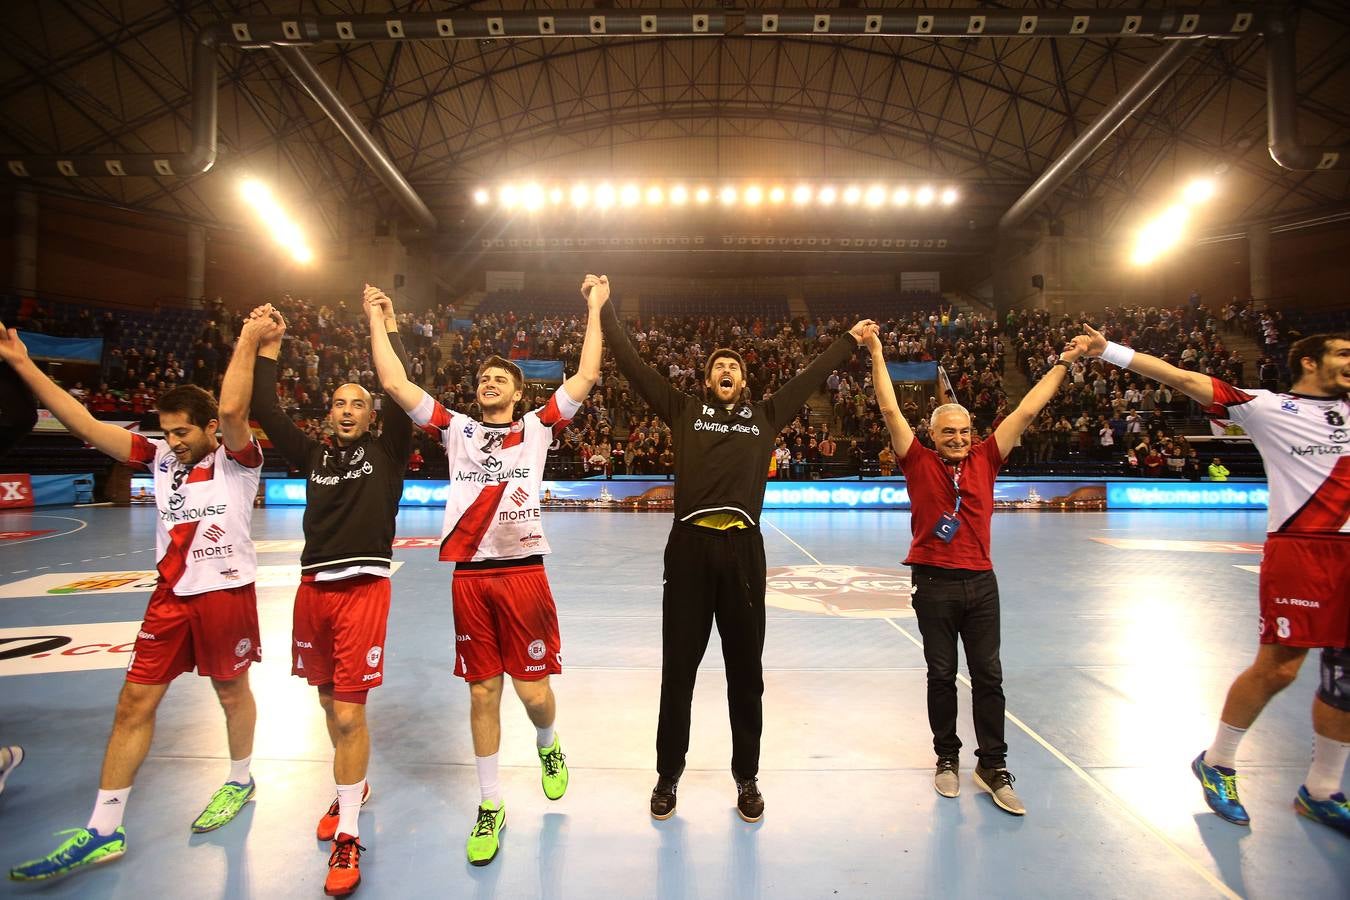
948, 463, 963, 513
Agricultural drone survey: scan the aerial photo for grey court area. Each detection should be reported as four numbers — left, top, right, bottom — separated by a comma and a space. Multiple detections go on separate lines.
0, 506, 1346, 900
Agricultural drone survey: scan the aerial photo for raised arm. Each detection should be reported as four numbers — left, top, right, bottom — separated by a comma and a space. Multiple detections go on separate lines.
218, 311, 279, 453
993, 338, 1084, 460
364, 285, 431, 415
764, 319, 869, 431
0, 320, 131, 461
362, 285, 415, 460
596, 277, 682, 424
248, 306, 317, 466
562, 275, 605, 404
866, 329, 916, 460
1081, 323, 1214, 406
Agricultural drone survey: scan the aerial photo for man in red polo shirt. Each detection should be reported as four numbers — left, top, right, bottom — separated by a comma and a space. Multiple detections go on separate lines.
866, 327, 1085, 816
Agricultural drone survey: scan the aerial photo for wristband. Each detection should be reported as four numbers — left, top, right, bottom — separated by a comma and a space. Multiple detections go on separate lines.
1053, 359, 1071, 372
1101, 341, 1135, 369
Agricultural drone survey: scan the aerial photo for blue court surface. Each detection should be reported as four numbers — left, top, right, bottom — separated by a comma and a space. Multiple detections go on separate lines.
0, 506, 1345, 899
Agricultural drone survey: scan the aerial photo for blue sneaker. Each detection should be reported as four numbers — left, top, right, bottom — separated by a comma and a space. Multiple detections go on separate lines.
1294, 786, 1350, 836
1191, 752, 1250, 825
9, 827, 127, 881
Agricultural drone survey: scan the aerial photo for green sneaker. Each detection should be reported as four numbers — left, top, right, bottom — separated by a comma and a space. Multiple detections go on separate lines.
10, 827, 127, 881
538, 734, 569, 801
191, 778, 256, 833
465, 799, 505, 867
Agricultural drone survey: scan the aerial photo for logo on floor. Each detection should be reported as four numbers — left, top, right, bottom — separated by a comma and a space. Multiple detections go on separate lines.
0, 563, 404, 598
765, 565, 913, 618
0, 621, 140, 676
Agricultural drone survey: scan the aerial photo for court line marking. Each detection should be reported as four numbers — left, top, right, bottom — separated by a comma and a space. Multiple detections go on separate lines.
762, 518, 1241, 900
0, 515, 88, 548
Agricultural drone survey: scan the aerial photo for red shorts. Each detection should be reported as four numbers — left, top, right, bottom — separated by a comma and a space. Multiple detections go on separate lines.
1258, 534, 1350, 648
292, 574, 391, 694
127, 582, 261, 684
452, 564, 561, 682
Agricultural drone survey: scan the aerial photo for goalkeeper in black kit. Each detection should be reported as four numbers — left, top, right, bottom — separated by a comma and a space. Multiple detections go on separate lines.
592, 274, 875, 822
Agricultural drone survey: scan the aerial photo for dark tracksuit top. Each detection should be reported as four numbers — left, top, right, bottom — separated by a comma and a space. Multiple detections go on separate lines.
601, 302, 858, 779
250, 334, 413, 575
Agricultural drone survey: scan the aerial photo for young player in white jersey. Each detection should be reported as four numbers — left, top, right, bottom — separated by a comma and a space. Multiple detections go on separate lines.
1081, 326, 1349, 836
2, 318, 264, 882
366, 279, 603, 865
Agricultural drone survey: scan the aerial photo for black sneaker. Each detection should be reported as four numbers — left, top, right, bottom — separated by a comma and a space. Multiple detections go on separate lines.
735, 776, 764, 823
650, 775, 678, 820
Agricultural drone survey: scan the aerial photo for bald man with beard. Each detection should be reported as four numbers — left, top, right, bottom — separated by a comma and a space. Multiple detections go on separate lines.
244, 292, 414, 896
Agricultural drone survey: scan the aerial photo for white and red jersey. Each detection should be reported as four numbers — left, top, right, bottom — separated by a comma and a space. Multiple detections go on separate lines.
128, 434, 263, 595
412, 386, 580, 562
1205, 378, 1350, 535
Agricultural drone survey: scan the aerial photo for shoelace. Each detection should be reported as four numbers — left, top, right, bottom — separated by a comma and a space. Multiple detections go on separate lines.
1215, 771, 1241, 799
737, 779, 760, 798
542, 749, 565, 777
471, 806, 500, 838
328, 837, 365, 869
988, 770, 1016, 790
936, 759, 958, 774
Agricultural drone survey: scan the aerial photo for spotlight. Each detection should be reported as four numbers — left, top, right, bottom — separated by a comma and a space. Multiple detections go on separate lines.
240, 179, 270, 205
472, 188, 491, 206
695, 187, 712, 205
549, 187, 564, 206
1182, 179, 1216, 205
864, 185, 886, 208
646, 186, 664, 206
843, 186, 862, 206
892, 187, 911, 206
522, 183, 544, 211
500, 184, 519, 209
915, 186, 934, 206
940, 187, 958, 206
792, 185, 813, 205
744, 185, 763, 206
620, 184, 641, 207
720, 186, 738, 205
818, 186, 837, 206
1130, 205, 1190, 266
239, 178, 313, 265
292, 245, 314, 265
595, 183, 616, 209
571, 183, 591, 208
670, 185, 688, 205
769, 186, 786, 205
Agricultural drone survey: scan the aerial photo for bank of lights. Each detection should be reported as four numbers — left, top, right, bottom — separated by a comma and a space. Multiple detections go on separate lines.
239, 179, 313, 264
472, 181, 960, 212
1130, 178, 1219, 267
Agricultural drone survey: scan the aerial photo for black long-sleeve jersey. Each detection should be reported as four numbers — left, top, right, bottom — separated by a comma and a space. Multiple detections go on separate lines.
251, 333, 413, 573
601, 303, 857, 525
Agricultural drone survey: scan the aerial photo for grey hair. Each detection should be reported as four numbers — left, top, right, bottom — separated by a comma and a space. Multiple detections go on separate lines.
929, 403, 972, 430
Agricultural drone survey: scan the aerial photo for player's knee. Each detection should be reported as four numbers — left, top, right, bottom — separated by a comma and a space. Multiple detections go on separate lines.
1316, 647, 1350, 713
331, 701, 367, 735
469, 679, 502, 706
114, 684, 160, 725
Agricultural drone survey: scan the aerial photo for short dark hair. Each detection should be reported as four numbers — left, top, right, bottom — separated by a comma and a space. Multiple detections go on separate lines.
156, 384, 218, 428
1287, 332, 1350, 382
477, 356, 524, 393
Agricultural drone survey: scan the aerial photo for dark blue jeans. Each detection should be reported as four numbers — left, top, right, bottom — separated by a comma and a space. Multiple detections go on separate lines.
910, 565, 1008, 769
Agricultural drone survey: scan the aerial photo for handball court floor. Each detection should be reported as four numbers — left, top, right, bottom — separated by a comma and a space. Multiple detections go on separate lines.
0, 506, 1345, 900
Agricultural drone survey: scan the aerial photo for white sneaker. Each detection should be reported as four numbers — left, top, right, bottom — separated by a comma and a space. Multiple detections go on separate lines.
0, 746, 24, 796
934, 757, 959, 798
973, 765, 1025, 815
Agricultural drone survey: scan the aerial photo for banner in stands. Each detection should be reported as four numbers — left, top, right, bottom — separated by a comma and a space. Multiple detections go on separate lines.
885, 361, 938, 382
1105, 482, 1269, 509
0, 473, 91, 508
22, 334, 103, 363
516, 360, 565, 382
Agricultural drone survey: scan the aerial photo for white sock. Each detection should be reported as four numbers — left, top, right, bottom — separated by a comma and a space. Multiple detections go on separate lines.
335, 780, 365, 838
536, 724, 556, 749
228, 755, 252, 786
1205, 721, 1247, 770
1305, 734, 1350, 801
476, 754, 500, 804
88, 787, 131, 835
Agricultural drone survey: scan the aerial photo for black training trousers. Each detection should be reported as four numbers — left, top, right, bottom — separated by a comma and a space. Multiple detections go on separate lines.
910, 564, 1008, 769
656, 522, 767, 780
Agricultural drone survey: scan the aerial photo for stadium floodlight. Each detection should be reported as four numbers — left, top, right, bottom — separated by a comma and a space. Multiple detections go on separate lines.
843, 185, 862, 206
570, 183, 591, 208
940, 187, 958, 206
499, 184, 519, 209
595, 183, 616, 209
239, 178, 313, 265
1182, 178, 1216, 205
915, 185, 934, 206
1130, 204, 1190, 267
744, 185, 763, 206
620, 183, 641, 207
720, 186, 738, 205
522, 183, 545, 211
695, 186, 712, 205
549, 187, 564, 206
472, 188, 491, 206
646, 186, 664, 206
769, 186, 786, 204
670, 185, 688, 205
892, 187, 911, 206
864, 185, 886, 208
818, 186, 837, 205
792, 184, 813, 205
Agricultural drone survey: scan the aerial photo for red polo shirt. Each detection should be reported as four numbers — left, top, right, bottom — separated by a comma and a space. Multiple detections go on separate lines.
899, 438, 1003, 571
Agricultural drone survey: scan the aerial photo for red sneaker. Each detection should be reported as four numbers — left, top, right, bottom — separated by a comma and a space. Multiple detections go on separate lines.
316, 783, 371, 841
324, 833, 364, 897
